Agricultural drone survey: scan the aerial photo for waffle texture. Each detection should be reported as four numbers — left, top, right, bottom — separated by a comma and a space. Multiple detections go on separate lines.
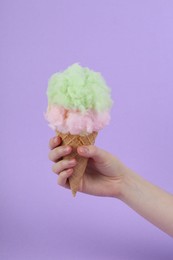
56, 131, 98, 196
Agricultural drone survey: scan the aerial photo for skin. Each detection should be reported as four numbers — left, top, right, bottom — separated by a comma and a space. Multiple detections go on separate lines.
49, 136, 173, 237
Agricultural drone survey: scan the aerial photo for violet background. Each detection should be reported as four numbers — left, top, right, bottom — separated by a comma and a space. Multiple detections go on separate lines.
0, 0, 173, 259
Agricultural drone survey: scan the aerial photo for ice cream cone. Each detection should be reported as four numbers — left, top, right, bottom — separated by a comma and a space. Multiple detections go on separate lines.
46, 64, 113, 196
56, 131, 98, 196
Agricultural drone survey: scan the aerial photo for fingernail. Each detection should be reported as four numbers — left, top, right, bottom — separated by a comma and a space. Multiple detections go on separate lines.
68, 159, 76, 166
79, 146, 89, 154
66, 168, 73, 174
64, 146, 70, 152
53, 137, 58, 144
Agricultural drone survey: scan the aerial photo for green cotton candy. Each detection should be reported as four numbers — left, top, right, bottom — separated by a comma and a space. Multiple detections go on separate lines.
47, 63, 113, 112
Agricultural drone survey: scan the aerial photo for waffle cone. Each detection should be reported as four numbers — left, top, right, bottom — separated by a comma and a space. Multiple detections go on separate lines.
56, 131, 98, 196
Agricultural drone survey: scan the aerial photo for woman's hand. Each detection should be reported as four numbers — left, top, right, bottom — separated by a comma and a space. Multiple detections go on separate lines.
48, 136, 128, 197
48, 136, 173, 236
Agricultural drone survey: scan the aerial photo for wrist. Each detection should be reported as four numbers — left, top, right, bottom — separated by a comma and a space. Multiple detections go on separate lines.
117, 167, 142, 201
109, 166, 134, 199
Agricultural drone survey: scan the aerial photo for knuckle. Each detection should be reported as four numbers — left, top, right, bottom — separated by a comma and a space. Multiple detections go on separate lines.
57, 170, 69, 186
52, 163, 59, 174
55, 160, 64, 173
49, 147, 62, 161
58, 160, 63, 169
57, 177, 61, 185
48, 151, 53, 161
59, 160, 68, 170
49, 138, 54, 149
51, 159, 69, 175
51, 164, 56, 173
51, 149, 57, 160
54, 146, 62, 158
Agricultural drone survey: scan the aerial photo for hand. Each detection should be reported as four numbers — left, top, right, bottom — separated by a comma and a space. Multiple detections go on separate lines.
48, 137, 173, 236
48, 136, 128, 197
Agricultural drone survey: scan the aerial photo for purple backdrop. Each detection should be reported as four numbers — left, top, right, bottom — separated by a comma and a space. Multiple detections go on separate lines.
1, 0, 173, 259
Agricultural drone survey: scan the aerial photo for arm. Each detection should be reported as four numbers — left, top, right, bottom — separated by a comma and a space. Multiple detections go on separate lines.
48, 136, 173, 237
119, 169, 173, 237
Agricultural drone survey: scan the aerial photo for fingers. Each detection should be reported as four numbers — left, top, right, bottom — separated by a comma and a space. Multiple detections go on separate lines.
77, 145, 107, 163
49, 145, 72, 162
49, 136, 61, 150
57, 168, 73, 188
48, 136, 76, 190
52, 159, 76, 175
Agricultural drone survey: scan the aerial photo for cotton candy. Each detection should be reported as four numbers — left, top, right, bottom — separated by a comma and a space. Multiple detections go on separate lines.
47, 63, 113, 112
45, 105, 110, 135
45, 63, 113, 135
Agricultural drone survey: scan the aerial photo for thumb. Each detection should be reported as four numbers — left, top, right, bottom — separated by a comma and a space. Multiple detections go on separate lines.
77, 145, 106, 163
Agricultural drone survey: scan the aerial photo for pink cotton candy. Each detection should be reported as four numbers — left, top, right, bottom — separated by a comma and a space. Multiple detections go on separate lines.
45, 105, 110, 135
66, 111, 94, 135
45, 105, 67, 133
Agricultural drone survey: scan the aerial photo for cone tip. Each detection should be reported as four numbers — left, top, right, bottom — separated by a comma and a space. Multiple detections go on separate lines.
72, 190, 77, 197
